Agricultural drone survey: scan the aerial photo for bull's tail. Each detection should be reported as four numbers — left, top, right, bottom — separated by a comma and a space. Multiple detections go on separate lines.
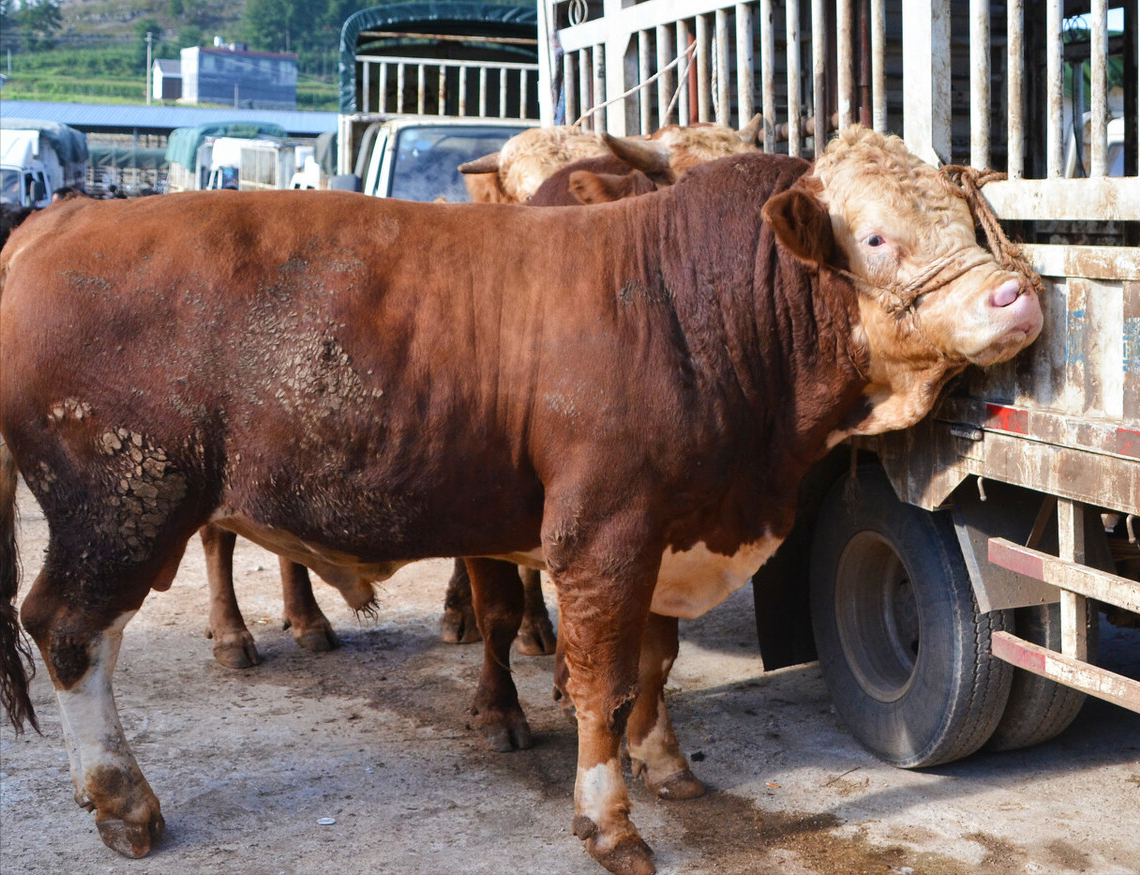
0, 441, 38, 734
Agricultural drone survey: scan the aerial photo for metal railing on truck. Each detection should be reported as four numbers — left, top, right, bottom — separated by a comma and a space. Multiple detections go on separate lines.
539, 0, 1140, 746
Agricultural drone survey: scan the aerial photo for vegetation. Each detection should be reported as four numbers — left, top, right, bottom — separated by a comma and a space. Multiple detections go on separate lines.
0, 0, 349, 109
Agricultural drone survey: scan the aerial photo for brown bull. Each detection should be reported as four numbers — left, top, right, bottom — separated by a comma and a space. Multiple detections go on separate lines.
0, 127, 1042, 875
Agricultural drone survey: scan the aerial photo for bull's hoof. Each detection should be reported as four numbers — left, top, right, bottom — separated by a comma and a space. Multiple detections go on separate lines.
440, 606, 481, 644
289, 621, 340, 652
473, 707, 533, 753
583, 828, 656, 875
643, 768, 706, 800
211, 635, 260, 669
514, 615, 557, 655
96, 808, 164, 858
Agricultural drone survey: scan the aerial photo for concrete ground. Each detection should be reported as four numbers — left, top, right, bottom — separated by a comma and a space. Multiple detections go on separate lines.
2, 480, 1139, 875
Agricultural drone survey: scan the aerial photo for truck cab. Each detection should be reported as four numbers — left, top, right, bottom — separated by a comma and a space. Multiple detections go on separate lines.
345, 115, 532, 202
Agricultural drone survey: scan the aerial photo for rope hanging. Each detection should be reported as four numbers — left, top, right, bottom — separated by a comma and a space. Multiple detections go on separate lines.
939, 165, 1046, 299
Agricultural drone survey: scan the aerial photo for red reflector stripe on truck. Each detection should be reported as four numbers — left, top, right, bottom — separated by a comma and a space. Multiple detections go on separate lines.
1117, 428, 1140, 459
988, 538, 1046, 580
984, 403, 1028, 434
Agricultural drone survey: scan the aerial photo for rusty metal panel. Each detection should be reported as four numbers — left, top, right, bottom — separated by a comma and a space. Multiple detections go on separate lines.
811, 0, 827, 158
983, 178, 1140, 222
1007, 0, 1024, 179
1090, 0, 1109, 177
656, 24, 675, 125
715, 8, 730, 124
759, 0, 775, 151
991, 631, 1140, 713
871, 0, 886, 132
786, 0, 803, 154
639, 30, 653, 132
1126, 281, 1140, 429
735, 4, 754, 124
989, 537, 1140, 613
969, 0, 990, 169
837, 0, 854, 128
1046, 0, 1063, 176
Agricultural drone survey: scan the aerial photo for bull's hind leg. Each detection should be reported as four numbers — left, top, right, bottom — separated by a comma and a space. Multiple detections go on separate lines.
625, 613, 705, 800
278, 558, 340, 652
21, 537, 188, 858
465, 557, 533, 752
514, 567, 557, 655
200, 524, 261, 668
440, 558, 481, 644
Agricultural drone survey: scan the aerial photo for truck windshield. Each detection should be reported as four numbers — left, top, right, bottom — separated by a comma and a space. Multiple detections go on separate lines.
388, 125, 529, 202
1, 169, 20, 204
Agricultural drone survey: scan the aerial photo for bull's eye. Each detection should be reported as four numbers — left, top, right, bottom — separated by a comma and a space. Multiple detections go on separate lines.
866, 235, 885, 248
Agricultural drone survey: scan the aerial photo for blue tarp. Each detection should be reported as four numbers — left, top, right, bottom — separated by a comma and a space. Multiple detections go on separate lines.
0, 117, 88, 165
165, 122, 287, 171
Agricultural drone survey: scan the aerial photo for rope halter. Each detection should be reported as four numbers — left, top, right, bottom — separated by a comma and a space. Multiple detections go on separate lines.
835, 165, 1046, 318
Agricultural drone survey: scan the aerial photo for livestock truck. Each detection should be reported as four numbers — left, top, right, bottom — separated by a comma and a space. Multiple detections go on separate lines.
0, 119, 88, 208
537, 0, 1139, 767
164, 122, 292, 192
334, 2, 541, 200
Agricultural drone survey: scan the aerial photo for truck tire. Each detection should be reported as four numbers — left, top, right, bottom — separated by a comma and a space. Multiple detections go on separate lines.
984, 603, 1095, 751
809, 464, 1013, 768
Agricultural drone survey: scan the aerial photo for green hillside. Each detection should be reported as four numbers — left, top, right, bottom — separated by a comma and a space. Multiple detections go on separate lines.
0, 0, 347, 109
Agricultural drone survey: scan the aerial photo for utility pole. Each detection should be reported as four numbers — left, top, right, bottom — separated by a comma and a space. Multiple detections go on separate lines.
146, 31, 153, 105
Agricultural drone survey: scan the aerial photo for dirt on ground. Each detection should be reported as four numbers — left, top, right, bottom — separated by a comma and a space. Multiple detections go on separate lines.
2, 479, 1139, 875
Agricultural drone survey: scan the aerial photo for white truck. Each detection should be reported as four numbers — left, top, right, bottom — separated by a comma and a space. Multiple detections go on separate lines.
203, 137, 310, 192
333, 2, 541, 200
538, 0, 1139, 766
0, 120, 87, 208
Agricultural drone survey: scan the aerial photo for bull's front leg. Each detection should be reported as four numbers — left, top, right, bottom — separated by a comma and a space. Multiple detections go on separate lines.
625, 612, 705, 799
549, 514, 660, 875
22, 594, 163, 857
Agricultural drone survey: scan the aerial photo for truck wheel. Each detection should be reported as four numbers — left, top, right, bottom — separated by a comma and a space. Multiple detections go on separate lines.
809, 465, 1013, 768
985, 603, 1095, 751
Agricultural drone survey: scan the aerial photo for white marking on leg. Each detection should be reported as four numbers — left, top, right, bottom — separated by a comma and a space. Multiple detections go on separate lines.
575, 760, 625, 827
54, 611, 140, 808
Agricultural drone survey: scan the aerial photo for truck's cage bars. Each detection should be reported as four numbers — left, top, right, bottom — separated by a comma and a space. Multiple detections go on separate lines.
538, 0, 1138, 220
356, 53, 541, 119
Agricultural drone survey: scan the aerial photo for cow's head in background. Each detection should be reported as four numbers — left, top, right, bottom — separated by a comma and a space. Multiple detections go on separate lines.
763, 125, 1043, 436
460, 116, 763, 204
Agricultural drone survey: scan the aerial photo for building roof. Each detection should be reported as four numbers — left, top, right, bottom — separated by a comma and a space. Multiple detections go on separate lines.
0, 100, 336, 138
193, 45, 298, 62
154, 60, 182, 77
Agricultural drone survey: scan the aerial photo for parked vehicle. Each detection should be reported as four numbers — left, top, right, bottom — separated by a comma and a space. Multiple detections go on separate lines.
203, 137, 311, 192
0, 119, 87, 208
539, 0, 1139, 765
165, 122, 288, 192
335, 2, 540, 200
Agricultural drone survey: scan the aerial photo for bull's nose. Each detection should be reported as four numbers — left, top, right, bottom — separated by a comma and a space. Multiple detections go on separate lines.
990, 278, 1023, 308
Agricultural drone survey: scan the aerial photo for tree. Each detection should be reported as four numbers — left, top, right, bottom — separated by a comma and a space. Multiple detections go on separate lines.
11, 0, 63, 52
135, 18, 162, 72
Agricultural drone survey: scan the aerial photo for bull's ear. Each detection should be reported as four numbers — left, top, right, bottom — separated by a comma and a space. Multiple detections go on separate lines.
761, 186, 835, 268
569, 170, 654, 204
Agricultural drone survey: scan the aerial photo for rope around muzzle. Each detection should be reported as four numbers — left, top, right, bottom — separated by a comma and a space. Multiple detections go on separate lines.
836, 164, 1045, 317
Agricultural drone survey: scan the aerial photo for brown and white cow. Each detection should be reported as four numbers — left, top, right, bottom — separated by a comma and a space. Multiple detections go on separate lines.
0, 127, 1042, 875
461, 116, 763, 204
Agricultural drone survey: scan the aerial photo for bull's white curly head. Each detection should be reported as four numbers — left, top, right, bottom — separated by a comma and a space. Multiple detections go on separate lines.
763, 126, 1043, 437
